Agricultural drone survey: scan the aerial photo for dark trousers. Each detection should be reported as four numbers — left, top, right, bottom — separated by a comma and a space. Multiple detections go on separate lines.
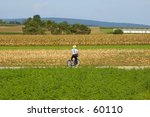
71, 54, 78, 65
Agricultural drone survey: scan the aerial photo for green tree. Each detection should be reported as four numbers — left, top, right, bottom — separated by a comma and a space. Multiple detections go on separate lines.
58, 21, 71, 34
23, 15, 91, 35
79, 24, 91, 34
51, 23, 61, 35
0, 19, 6, 24
46, 20, 55, 31
33, 15, 41, 24
71, 24, 91, 34
23, 17, 32, 25
46, 20, 59, 34
23, 15, 46, 34
113, 29, 123, 34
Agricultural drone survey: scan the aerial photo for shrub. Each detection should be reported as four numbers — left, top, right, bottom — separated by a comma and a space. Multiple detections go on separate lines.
113, 29, 123, 34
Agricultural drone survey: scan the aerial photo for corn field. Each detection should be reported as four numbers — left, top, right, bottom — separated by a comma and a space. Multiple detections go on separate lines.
0, 34, 150, 46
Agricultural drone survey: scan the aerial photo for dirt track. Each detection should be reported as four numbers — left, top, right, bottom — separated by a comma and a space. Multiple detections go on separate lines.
0, 66, 150, 70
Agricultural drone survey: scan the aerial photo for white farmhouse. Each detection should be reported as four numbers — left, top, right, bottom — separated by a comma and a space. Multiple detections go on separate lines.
122, 29, 150, 34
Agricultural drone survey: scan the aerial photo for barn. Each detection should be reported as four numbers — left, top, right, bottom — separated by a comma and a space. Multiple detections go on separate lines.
122, 29, 150, 34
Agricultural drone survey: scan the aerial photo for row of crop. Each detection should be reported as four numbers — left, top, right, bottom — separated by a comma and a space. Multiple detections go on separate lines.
0, 49, 150, 66
0, 34, 150, 46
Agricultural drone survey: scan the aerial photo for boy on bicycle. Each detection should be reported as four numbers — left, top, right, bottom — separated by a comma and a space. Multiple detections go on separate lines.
71, 45, 78, 65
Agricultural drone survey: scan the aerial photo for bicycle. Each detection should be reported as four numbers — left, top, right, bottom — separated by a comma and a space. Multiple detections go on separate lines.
67, 58, 80, 68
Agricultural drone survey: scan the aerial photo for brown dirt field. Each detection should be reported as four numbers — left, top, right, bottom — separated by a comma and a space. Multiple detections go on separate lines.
0, 49, 150, 66
0, 34, 150, 46
0, 25, 23, 32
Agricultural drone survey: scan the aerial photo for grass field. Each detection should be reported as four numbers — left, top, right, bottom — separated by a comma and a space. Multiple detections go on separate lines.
100, 27, 113, 34
1, 45, 150, 50
0, 68, 150, 100
0, 33, 150, 100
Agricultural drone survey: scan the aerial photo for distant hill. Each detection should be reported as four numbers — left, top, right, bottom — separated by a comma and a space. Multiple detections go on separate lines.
3, 17, 150, 28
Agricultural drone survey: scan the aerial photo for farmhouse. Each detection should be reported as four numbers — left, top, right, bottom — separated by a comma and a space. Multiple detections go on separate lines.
122, 29, 150, 34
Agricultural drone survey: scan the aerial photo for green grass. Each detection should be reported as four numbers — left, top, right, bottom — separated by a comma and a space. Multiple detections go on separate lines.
0, 32, 23, 35
0, 67, 150, 100
0, 45, 150, 50
100, 28, 113, 34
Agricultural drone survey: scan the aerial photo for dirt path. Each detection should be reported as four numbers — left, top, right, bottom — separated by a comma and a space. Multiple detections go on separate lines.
96, 66, 150, 70
0, 66, 150, 70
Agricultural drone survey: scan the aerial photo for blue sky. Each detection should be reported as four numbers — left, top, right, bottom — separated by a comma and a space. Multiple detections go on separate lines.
0, 0, 150, 25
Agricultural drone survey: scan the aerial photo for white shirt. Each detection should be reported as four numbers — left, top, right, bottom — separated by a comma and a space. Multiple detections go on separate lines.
72, 48, 78, 55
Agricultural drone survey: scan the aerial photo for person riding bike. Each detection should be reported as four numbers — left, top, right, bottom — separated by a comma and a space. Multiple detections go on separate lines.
71, 45, 78, 66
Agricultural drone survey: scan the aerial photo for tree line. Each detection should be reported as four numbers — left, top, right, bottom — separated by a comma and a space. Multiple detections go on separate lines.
23, 15, 91, 35
0, 19, 21, 25
0, 19, 6, 24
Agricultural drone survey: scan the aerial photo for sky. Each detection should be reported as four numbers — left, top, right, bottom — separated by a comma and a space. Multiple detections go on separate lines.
0, 0, 150, 25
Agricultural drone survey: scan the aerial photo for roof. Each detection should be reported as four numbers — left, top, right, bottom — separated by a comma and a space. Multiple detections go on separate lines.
122, 29, 150, 31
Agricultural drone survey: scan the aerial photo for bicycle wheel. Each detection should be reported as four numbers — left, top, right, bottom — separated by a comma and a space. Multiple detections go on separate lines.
67, 60, 72, 67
